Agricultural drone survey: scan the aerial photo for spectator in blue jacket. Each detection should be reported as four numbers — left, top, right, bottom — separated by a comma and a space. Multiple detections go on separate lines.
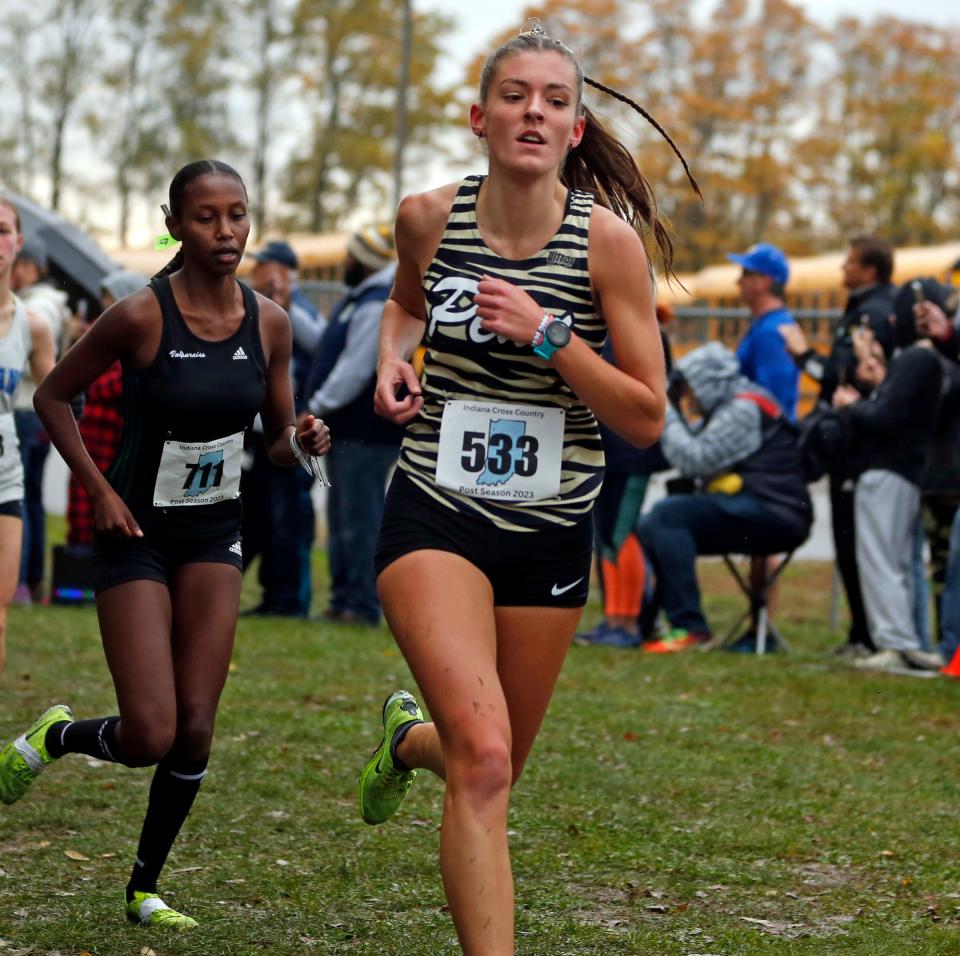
728, 243, 800, 421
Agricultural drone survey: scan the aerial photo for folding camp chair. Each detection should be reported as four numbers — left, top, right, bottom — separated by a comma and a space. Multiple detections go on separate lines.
703, 551, 796, 654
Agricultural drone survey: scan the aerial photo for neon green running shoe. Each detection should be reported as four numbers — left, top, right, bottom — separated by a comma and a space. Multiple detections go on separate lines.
126, 891, 198, 929
0, 704, 73, 805
358, 689, 423, 825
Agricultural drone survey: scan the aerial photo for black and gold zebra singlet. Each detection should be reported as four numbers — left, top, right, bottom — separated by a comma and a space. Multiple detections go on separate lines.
397, 174, 606, 532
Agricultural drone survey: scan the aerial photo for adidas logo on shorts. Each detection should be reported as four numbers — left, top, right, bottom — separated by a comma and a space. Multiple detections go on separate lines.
233, 347, 248, 360
229, 541, 243, 556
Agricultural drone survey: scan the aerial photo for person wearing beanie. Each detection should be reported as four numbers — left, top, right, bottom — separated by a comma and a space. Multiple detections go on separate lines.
303, 225, 402, 625
345, 225, 395, 279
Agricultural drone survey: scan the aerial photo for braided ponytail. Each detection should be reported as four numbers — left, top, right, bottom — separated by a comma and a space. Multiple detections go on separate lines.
152, 248, 184, 281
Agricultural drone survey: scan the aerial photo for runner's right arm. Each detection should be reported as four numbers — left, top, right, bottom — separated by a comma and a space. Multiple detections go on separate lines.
34, 290, 159, 537
374, 188, 452, 425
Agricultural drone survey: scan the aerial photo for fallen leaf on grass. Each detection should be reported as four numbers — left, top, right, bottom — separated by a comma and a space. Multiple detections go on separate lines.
275, 859, 290, 866
741, 916, 805, 937
140, 948, 156, 956
64, 850, 90, 862
623, 732, 640, 741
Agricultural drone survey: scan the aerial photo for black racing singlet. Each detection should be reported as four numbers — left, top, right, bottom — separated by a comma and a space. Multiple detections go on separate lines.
105, 275, 267, 538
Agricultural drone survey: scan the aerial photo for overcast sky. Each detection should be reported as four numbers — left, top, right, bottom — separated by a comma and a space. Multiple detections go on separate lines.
420, 0, 960, 53
95, 0, 960, 248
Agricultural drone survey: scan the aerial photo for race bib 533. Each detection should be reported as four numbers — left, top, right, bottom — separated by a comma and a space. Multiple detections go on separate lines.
435, 400, 564, 502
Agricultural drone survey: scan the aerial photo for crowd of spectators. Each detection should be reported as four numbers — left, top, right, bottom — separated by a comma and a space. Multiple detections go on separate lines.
8, 215, 960, 678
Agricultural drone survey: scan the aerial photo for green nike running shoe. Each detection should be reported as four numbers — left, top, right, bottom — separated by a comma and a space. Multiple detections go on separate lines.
358, 689, 423, 825
0, 704, 73, 805
126, 891, 198, 929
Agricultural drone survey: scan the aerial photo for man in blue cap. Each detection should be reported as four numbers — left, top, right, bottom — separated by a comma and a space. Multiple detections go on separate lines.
727, 243, 800, 421
242, 239, 325, 616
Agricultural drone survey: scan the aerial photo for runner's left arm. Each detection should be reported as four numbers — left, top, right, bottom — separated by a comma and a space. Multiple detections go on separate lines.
257, 295, 331, 465
472, 205, 665, 448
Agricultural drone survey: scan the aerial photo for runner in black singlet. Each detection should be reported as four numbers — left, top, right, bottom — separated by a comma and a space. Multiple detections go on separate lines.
0, 161, 330, 929
357, 23, 699, 956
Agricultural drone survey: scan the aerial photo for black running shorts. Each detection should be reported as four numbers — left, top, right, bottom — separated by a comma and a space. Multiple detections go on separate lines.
92, 526, 244, 594
0, 499, 23, 519
375, 470, 592, 607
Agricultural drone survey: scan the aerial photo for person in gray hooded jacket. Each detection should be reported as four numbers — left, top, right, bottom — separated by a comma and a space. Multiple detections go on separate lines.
637, 342, 813, 650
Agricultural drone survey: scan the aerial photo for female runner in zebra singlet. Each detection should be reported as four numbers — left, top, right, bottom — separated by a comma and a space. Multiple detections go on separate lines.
0, 162, 330, 929
357, 22, 700, 956
0, 197, 55, 676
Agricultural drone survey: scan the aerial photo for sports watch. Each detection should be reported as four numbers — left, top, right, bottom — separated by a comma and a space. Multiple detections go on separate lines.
532, 316, 572, 360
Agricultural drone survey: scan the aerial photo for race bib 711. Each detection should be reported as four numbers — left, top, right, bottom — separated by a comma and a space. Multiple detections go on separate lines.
153, 431, 244, 507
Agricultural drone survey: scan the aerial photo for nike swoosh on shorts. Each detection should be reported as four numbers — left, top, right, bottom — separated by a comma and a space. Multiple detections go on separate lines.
551, 577, 584, 597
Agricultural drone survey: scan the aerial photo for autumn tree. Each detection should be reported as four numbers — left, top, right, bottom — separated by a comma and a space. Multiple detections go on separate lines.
284, 0, 458, 232
151, 0, 237, 167
239, 0, 295, 238
92, 0, 169, 246
0, 0, 103, 210
0, 8, 45, 197
810, 17, 960, 246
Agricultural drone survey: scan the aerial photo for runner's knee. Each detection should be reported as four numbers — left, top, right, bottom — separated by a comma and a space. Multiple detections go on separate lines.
445, 730, 513, 803
172, 714, 215, 762
119, 718, 176, 766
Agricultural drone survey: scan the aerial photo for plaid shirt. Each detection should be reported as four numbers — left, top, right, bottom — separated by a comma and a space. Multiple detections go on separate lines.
67, 362, 124, 545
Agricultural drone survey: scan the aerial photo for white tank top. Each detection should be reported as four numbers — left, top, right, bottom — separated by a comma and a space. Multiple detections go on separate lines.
0, 296, 32, 502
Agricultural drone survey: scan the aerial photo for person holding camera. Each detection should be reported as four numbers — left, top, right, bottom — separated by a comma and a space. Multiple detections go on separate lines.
780, 236, 898, 657
832, 323, 944, 676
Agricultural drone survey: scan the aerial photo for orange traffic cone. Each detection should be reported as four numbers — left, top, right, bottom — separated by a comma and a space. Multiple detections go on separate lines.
941, 647, 960, 678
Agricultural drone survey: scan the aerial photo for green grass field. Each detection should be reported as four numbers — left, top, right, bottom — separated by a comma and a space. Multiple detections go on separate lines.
2, 553, 960, 955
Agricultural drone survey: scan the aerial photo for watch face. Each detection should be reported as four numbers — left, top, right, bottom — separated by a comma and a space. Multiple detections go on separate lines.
546, 320, 572, 347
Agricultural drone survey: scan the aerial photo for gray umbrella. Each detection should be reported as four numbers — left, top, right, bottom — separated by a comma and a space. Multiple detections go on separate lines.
3, 190, 117, 302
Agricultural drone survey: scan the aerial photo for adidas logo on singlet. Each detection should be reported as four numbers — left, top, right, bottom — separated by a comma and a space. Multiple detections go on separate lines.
229, 541, 243, 556
233, 346, 248, 360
